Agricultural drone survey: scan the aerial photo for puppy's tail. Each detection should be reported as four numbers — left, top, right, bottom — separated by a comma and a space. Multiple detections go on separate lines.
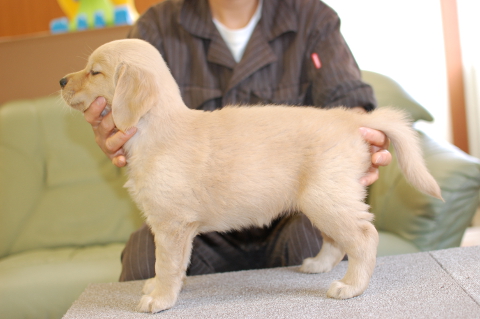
361, 107, 443, 201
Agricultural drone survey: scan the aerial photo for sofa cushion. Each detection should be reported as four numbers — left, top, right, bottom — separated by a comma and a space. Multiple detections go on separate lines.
0, 244, 124, 319
368, 131, 480, 251
0, 96, 143, 258
377, 231, 420, 256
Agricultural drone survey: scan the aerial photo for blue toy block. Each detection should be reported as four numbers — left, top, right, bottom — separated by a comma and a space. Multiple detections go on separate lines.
76, 14, 88, 31
94, 11, 106, 28
114, 6, 132, 26
50, 17, 69, 34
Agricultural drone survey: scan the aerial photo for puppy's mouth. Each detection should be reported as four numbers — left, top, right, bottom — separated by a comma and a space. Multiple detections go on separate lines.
62, 91, 112, 117
62, 90, 80, 111
61, 90, 84, 111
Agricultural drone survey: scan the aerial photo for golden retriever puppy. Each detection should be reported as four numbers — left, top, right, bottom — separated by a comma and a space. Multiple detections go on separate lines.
60, 39, 442, 313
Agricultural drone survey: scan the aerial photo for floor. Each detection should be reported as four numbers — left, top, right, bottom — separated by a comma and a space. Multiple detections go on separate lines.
461, 208, 480, 247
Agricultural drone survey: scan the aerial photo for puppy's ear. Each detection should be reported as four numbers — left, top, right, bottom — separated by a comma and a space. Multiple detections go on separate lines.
112, 62, 159, 132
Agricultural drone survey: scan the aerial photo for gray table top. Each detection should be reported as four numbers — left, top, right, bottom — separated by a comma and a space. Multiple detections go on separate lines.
64, 246, 480, 318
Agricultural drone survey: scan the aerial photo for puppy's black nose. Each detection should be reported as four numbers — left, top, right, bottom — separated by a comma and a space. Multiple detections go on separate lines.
59, 77, 68, 89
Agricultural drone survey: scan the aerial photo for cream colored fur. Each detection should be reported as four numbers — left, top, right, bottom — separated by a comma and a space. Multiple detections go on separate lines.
61, 39, 443, 313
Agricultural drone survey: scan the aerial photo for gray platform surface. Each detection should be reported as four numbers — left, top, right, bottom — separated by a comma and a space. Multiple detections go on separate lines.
63, 246, 480, 318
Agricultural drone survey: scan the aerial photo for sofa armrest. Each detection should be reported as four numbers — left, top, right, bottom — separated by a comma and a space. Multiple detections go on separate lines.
367, 131, 480, 252
0, 101, 45, 258
0, 96, 143, 259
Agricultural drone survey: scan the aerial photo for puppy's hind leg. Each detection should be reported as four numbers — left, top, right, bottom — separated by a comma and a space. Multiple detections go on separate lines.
300, 191, 378, 299
325, 216, 378, 299
299, 233, 345, 274
137, 219, 198, 313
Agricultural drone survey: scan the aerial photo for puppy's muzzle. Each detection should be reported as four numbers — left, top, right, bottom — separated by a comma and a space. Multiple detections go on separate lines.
59, 77, 68, 89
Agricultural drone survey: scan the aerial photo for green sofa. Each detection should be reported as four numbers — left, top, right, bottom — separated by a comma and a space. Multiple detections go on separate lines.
1, 71, 479, 319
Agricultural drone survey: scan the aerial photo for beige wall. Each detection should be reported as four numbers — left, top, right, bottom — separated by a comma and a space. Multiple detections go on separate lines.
0, 26, 129, 104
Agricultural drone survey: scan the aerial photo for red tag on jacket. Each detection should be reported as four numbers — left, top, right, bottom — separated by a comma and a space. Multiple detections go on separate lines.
311, 53, 321, 69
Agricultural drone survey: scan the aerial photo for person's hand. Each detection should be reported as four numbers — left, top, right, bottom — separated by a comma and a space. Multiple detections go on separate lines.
83, 97, 137, 167
359, 127, 391, 186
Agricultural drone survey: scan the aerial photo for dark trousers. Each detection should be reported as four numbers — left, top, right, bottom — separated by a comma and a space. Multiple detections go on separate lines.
119, 213, 323, 281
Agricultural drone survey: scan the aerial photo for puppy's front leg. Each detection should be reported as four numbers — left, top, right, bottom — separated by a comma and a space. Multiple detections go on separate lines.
137, 220, 197, 313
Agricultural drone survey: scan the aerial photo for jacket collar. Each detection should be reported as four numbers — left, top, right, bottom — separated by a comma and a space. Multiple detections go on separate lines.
179, 0, 298, 41
179, 0, 298, 90
260, 0, 298, 41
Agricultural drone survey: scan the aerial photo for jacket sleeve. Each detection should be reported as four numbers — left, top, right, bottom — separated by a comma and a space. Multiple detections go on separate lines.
307, 7, 376, 111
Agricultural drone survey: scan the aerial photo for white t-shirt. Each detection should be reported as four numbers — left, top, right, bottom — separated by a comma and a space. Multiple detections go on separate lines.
212, 1, 263, 62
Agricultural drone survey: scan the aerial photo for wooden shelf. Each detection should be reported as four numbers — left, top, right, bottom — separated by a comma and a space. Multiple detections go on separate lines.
0, 26, 130, 105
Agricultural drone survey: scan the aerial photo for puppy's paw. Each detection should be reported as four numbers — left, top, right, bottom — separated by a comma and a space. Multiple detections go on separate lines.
142, 277, 156, 295
137, 291, 177, 313
299, 257, 334, 274
327, 280, 363, 299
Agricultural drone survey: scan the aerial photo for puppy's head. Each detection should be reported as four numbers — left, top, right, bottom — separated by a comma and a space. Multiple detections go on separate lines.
60, 39, 162, 132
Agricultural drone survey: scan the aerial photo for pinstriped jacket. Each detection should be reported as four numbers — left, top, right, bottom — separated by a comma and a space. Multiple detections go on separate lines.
128, 0, 376, 112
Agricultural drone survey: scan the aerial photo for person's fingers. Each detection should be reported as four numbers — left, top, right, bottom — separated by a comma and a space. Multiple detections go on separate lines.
372, 149, 392, 167
357, 127, 392, 186
81, 97, 136, 168
97, 111, 117, 136
360, 167, 379, 186
84, 97, 107, 127
109, 128, 136, 167
359, 127, 390, 149
112, 155, 127, 168
105, 128, 137, 154
359, 126, 391, 184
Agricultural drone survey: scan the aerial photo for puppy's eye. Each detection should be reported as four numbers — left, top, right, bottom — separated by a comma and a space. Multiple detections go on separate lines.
90, 70, 101, 76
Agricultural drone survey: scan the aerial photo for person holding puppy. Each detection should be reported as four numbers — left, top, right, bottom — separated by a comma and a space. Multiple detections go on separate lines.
84, 0, 392, 281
